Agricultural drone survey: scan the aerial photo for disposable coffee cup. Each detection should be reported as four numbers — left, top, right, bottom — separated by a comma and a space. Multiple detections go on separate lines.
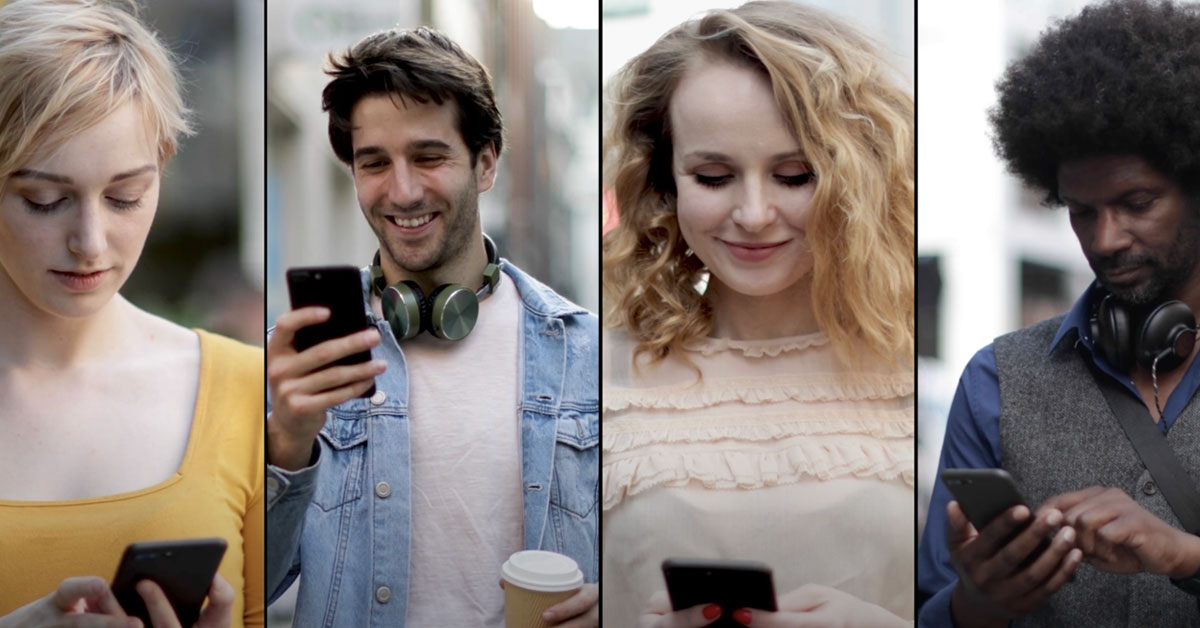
501, 550, 584, 628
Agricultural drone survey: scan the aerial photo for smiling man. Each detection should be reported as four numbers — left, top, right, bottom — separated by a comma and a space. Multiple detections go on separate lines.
917, 1, 1200, 626
262, 27, 598, 627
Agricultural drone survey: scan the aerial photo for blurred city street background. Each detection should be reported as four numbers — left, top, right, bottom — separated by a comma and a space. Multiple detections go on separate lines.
917, 0, 1112, 538
48, 0, 267, 346
265, 0, 599, 624
265, 0, 600, 330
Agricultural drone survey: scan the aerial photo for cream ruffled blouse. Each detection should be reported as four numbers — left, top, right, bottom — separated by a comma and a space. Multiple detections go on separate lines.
601, 329, 914, 626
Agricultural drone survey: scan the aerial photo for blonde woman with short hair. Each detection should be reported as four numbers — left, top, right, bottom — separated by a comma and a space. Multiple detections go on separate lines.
0, 1, 262, 626
602, 2, 914, 625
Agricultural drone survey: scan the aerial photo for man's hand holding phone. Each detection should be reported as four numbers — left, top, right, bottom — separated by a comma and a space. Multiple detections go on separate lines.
266, 306, 385, 471
1044, 486, 1200, 578
947, 500, 1082, 628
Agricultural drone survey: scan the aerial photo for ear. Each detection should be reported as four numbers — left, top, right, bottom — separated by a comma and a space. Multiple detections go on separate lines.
474, 143, 498, 193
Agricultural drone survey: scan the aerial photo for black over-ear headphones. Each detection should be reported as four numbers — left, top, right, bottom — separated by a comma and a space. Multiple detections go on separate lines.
370, 233, 501, 342
1089, 293, 1197, 373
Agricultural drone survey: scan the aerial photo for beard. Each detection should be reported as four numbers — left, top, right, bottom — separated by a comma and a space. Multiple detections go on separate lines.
1090, 210, 1200, 306
369, 174, 480, 276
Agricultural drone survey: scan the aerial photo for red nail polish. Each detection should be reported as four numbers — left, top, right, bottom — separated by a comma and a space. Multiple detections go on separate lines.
702, 604, 721, 620
733, 608, 753, 625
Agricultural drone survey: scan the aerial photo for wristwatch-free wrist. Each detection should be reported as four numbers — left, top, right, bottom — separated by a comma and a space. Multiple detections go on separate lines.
1171, 565, 1200, 596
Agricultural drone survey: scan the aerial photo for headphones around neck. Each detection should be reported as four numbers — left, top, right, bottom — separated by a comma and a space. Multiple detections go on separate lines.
370, 233, 501, 342
1089, 293, 1197, 374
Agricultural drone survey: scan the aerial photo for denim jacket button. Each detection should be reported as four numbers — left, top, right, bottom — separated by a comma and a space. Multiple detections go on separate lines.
375, 586, 391, 603
375, 481, 392, 498
370, 390, 387, 405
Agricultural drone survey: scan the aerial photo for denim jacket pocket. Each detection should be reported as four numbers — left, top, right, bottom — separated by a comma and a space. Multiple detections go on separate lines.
310, 410, 369, 512
551, 410, 600, 519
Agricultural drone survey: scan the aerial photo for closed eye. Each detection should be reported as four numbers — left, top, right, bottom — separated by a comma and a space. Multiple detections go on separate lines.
776, 172, 815, 187
695, 174, 731, 188
357, 159, 388, 172
109, 197, 143, 211
414, 154, 447, 165
22, 197, 66, 213
1125, 197, 1156, 211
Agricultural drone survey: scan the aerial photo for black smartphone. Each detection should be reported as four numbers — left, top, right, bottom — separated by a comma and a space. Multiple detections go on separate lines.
662, 558, 776, 627
111, 538, 227, 626
285, 265, 375, 398
941, 468, 1051, 565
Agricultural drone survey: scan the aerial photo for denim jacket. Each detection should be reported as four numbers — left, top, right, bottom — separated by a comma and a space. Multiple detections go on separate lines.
264, 260, 599, 628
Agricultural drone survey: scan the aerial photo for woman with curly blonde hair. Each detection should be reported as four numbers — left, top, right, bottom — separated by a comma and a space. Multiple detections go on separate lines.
602, 2, 914, 625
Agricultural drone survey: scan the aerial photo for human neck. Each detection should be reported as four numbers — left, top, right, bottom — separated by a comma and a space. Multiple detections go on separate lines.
706, 274, 820, 341
0, 281, 132, 370
378, 232, 488, 296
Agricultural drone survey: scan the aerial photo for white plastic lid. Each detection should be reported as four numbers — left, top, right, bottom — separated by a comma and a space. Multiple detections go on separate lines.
500, 550, 584, 592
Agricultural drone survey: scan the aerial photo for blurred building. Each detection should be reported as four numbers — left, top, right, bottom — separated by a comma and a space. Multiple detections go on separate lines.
99, 0, 266, 346
265, 1, 599, 624
916, 0, 1104, 535
265, 0, 600, 329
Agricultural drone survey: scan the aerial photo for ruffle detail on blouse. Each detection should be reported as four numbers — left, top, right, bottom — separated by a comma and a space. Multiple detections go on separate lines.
601, 435, 914, 510
603, 415, 913, 453
682, 332, 830, 357
604, 372, 913, 411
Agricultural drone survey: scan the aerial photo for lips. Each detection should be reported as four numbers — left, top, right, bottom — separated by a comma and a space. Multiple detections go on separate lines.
722, 239, 790, 262
389, 213, 435, 228
386, 212, 438, 235
51, 269, 109, 291
1100, 263, 1150, 285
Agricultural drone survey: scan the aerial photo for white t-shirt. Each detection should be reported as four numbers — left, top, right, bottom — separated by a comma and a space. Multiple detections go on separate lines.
399, 275, 523, 626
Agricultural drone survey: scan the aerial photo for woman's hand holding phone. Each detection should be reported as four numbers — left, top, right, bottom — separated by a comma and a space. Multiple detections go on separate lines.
135, 573, 232, 628
0, 576, 141, 628
266, 306, 386, 471
725, 585, 908, 627
637, 590, 723, 628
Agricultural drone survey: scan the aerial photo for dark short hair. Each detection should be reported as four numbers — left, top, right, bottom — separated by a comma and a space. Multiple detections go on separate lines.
322, 26, 504, 166
990, 0, 1200, 205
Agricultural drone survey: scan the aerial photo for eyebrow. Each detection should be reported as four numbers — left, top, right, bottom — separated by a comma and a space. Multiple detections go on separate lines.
352, 140, 454, 162
10, 165, 157, 184
1061, 186, 1164, 207
683, 149, 807, 163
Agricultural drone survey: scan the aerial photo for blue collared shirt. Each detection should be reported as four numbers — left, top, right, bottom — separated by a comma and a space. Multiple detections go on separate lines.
916, 282, 1200, 626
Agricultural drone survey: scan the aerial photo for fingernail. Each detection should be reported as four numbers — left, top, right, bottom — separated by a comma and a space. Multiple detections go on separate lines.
1062, 526, 1075, 543
542, 609, 555, 621
1046, 509, 1063, 526
702, 604, 721, 620
733, 608, 753, 625
372, 359, 387, 371
1012, 505, 1029, 521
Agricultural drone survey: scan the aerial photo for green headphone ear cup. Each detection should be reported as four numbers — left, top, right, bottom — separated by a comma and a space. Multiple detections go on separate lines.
428, 283, 479, 341
383, 281, 425, 341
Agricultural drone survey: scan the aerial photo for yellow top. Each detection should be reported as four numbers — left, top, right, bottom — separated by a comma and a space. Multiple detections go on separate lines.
0, 330, 264, 627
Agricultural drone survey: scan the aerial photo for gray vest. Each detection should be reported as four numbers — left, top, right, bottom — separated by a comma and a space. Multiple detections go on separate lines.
993, 315, 1200, 626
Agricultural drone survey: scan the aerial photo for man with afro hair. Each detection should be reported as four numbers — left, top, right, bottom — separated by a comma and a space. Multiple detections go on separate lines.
918, 1, 1200, 626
